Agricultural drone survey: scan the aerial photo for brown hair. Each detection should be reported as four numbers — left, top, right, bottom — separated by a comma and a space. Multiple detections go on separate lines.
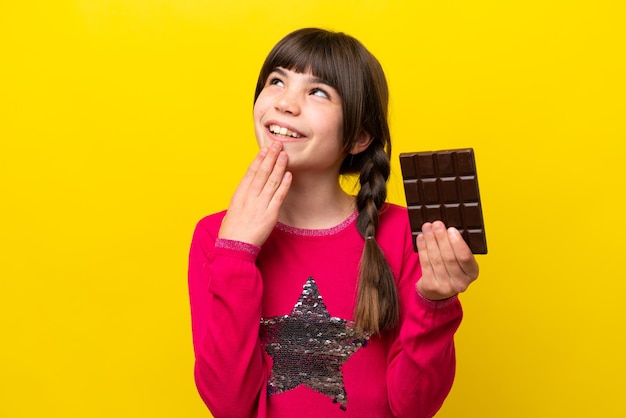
254, 28, 398, 335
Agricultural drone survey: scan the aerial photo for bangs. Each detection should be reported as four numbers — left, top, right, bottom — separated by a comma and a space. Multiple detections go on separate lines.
266, 40, 346, 92
255, 29, 363, 101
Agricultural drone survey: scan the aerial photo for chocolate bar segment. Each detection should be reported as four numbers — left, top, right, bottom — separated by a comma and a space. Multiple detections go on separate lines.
399, 148, 487, 254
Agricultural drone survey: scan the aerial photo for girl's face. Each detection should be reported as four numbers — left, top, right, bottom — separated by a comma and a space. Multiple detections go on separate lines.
253, 67, 345, 174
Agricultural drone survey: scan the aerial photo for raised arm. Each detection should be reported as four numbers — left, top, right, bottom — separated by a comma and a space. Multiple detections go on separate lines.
188, 141, 291, 416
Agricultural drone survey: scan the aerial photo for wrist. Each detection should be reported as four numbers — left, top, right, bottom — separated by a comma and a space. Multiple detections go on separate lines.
415, 291, 459, 309
215, 238, 261, 257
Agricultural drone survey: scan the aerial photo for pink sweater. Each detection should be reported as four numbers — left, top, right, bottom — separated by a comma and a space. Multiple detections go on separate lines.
188, 203, 462, 417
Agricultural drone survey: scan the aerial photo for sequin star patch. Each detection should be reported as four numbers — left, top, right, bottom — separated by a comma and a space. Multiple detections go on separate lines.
259, 277, 369, 410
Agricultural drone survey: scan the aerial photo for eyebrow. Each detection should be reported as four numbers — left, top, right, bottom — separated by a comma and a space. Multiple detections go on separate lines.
273, 67, 332, 87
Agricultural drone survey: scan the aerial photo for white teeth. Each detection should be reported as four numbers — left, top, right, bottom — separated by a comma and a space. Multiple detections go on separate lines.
269, 124, 301, 138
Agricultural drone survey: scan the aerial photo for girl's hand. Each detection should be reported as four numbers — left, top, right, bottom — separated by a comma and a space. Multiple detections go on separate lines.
218, 141, 292, 247
416, 221, 479, 300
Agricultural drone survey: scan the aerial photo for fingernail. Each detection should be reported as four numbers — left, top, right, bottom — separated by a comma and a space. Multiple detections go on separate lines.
448, 227, 460, 241
433, 222, 444, 232
422, 223, 432, 233
271, 142, 281, 151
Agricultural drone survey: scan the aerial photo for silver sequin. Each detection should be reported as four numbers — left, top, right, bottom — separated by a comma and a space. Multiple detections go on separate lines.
260, 277, 370, 410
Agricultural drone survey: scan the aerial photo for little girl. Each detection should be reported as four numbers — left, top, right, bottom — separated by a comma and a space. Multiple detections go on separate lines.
188, 28, 479, 417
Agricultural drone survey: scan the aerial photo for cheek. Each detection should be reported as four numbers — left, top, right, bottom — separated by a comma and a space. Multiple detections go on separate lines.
253, 99, 282, 150
253, 100, 267, 135
327, 114, 344, 144
254, 89, 274, 113
253, 94, 274, 124
252, 99, 263, 121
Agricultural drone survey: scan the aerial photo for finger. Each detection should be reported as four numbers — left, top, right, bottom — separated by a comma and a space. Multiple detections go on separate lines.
416, 226, 447, 300
448, 227, 480, 279
242, 146, 270, 184
416, 231, 434, 278
249, 142, 283, 194
421, 222, 449, 280
259, 150, 289, 201
431, 221, 466, 279
230, 146, 270, 202
267, 170, 292, 213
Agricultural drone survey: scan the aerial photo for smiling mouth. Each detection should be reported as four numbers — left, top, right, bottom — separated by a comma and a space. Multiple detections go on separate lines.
268, 124, 303, 139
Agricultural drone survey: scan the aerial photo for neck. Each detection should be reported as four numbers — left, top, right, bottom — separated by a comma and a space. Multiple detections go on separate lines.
278, 172, 357, 230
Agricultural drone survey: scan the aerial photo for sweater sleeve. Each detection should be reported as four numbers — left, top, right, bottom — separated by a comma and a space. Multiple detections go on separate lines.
188, 215, 269, 417
385, 218, 463, 418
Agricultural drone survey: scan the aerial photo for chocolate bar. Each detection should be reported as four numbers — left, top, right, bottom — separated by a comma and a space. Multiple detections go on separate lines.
399, 148, 487, 254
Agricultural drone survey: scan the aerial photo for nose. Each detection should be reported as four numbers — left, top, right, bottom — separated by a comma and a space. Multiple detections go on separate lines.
274, 89, 301, 115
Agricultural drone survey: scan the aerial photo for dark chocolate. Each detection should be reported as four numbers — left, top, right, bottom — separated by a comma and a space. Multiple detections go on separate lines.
399, 148, 487, 254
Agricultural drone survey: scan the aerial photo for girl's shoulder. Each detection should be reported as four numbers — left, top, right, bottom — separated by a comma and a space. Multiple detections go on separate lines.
374, 204, 417, 271
199, 209, 227, 223
194, 210, 227, 237
379, 202, 409, 224
377, 203, 410, 235
377, 203, 413, 251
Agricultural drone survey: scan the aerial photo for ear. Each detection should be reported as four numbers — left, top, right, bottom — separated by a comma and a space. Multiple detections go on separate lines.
349, 130, 373, 155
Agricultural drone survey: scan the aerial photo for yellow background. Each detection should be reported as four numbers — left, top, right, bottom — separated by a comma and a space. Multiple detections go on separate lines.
1, 1, 624, 416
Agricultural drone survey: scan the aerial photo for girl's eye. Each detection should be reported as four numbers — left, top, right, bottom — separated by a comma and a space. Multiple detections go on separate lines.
269, 78, 284, 87
311, 88, 330, 99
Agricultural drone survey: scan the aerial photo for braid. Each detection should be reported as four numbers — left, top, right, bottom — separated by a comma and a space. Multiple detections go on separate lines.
354, 144, 399, 334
